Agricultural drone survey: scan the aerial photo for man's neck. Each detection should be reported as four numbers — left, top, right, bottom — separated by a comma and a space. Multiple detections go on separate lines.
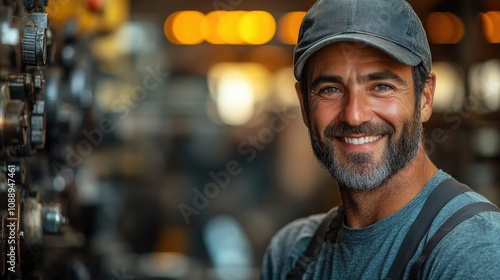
339, 147, 438, 228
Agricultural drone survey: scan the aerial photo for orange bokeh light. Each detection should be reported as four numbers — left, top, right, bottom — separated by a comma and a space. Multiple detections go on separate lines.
164, 10, 279, 45
278, 12, 306, 44
427, 12, 464, 44
480, 12, 500, 43
164, 11, 205, 45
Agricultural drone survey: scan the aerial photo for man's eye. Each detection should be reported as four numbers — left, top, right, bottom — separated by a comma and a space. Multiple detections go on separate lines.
374, 84, 392, 91
320, 87, 340, 94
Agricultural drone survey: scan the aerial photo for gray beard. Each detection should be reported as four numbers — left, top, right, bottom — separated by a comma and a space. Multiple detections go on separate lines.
309, 112, 422, 191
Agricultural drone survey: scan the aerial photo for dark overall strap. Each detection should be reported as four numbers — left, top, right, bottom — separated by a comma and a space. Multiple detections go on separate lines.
408, 202, 500, 279
286, 206, 343, 280
384, 178, 471, 280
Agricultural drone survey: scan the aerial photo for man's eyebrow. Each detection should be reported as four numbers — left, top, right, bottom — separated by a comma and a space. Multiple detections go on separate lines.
358, 70, 407, 86
310, 75, 344, 91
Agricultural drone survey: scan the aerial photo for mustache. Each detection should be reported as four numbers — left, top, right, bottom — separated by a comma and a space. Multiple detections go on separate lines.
324, 122, 395, 138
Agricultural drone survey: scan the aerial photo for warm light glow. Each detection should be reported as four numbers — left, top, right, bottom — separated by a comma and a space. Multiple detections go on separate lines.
480, 12, 500, 43
217, 76, 255, 125
431, 62, 465, 112
217, 11, 246, 44
203, 11, 226, 44
238, 11, 276, 44
427, 12, 464, 44
165, 11, 205, 45
164, 12, 179, 44
278, 12, 306, 44
165, 10, 279, 45
274, 67, 298, 106
47, 0, 129, 34
469, 59, 500, 112
207, 63, 272, 125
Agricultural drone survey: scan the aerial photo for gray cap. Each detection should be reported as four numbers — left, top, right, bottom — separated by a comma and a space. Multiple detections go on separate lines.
293, 0, 431, 80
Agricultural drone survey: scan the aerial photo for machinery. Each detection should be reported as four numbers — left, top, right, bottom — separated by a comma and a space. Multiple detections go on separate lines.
0, 0, 52, 278
0, 0, 106, 278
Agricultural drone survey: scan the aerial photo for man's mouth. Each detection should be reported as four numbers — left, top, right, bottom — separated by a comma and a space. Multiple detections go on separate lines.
341, 135, 383, 145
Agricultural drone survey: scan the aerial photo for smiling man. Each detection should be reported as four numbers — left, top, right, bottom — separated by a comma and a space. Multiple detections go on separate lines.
261, 0, 500, 279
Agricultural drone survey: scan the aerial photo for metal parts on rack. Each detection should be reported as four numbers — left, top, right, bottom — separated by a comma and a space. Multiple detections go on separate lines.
0, 0, 128, 278
0, 1, 68, 279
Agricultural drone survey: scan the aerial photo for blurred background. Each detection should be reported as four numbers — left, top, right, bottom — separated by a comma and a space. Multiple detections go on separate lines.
3, 0, 500, 279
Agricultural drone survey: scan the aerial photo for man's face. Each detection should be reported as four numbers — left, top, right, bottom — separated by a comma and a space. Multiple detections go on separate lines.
298, 42, 425, 191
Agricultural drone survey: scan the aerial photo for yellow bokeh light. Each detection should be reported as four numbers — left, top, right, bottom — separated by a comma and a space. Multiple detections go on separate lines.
278, 12, 306, 44
47, 0, 128, 34
165, 10, 280, 45
217, 11, 246, 44
203, 11, 226, 44
46, 0, 79, 30
480, 12, 500, 43
166, 11, 205, 45
427, 12, 464, 44
238, 11, 276, 45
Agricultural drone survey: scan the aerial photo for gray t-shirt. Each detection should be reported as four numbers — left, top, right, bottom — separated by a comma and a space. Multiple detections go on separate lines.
262, 170, 500, 279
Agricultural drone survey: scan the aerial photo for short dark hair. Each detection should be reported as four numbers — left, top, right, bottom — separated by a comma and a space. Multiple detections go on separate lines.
412, 63, 429, 111
298, 63, 429, 117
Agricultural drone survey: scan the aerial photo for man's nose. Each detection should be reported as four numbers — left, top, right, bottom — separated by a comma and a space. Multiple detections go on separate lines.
338, 91, 373, 127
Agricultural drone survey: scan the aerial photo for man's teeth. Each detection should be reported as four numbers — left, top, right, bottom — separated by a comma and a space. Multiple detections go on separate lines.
343, 135, 382, 145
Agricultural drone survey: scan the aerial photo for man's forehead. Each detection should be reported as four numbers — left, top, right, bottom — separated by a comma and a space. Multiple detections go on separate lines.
308, 42, 404, 66
304, 42, 412, 79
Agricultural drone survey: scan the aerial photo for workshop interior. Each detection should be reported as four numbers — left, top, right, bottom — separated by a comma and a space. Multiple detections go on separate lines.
0, 0, 499, 279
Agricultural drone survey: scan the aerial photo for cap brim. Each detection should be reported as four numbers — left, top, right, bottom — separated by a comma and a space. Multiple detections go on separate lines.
294, 33, 421, 80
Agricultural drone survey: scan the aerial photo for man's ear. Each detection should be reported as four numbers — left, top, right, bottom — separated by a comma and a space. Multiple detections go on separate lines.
295, 82, 309, 126
420, 73, 436, 123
